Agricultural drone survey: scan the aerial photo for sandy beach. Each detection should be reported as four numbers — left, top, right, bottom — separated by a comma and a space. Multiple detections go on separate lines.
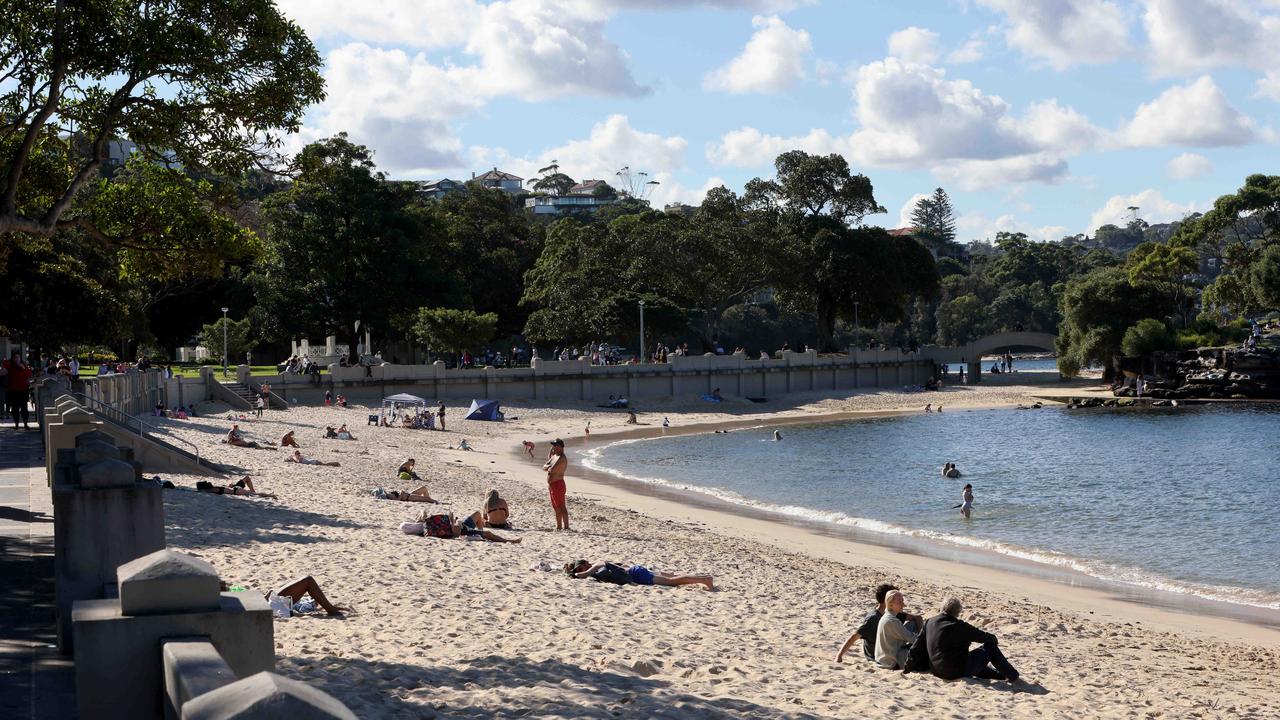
148, 382, 1280, 719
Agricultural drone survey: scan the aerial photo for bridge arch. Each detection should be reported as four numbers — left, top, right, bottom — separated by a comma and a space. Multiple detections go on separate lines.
965, 331, 1057, 358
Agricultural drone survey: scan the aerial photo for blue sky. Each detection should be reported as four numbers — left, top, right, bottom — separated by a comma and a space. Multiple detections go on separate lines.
276, 0, 1280, 241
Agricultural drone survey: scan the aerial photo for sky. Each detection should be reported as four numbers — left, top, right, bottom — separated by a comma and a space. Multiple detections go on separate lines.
274, 0, 1280, 242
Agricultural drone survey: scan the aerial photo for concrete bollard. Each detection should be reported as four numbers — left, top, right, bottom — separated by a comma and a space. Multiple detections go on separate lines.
163, 639, 237, 720
181, 672, 358, 720
52, 440, 163, 654
73, 549, 274, 720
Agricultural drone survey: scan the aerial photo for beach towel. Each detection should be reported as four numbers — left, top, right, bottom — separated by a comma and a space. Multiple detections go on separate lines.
421, 513, 455, 538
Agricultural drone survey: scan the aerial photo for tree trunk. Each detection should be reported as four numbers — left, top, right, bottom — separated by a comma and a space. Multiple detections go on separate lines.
815, 299, 836, 352
348, 329, 361, 365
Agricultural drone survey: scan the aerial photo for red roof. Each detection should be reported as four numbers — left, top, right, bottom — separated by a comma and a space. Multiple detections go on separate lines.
888, 227, 917, 237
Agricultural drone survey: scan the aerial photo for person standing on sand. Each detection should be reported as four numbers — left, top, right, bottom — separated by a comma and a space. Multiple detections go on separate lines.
544, 438, 570, 530
437, 401, 446, 431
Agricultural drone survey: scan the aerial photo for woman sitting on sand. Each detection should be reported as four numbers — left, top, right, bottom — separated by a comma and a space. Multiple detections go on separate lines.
196, 476, 276, 498
280, 431, 300, 448
401, 510, 521, 543
397, 458, 421, 481
287, 450, 340, 467
483, 489, 511, 528
564, 559, 713, 590
335, 424, 355, 440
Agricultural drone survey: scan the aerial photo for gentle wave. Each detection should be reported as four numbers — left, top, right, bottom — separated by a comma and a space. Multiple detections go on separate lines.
580, 439, 1280, 610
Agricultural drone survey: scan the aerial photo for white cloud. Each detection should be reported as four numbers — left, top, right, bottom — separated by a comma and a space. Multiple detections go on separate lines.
705, 126, 843, 166
897, 193, 931, 227
976, 0, 1130, 69
603, 0, 815, 9
1121, 76, 1263, 147
704, 15, 813, 94
1143, 0, 1280, 76
887, 27, 941, 65
1254, 71, 1280, 101
1089, 189, 1200, 231
274, 0, 480, 47
472, 115, 689, 205
1165, 152, 1214, 179
932, 154, 1070, 191
707, 58, 1099, 191
957, 212, 1069, 243
947, 37, 987, 64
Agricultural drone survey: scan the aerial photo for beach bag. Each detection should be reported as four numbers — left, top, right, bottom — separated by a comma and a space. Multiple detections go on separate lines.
372, 488, 389, 499
590, 562, 631, 585
399, 521, 424, 536
268, 593, 293, 619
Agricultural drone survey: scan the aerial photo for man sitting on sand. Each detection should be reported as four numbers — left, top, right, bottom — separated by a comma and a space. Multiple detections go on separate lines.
225, 424, 273, 449
564, 559, 714, 589
280, 431, 300, 448
904, 597, 1021, 683
287, 449, 340, 467
836, 583, 924, 663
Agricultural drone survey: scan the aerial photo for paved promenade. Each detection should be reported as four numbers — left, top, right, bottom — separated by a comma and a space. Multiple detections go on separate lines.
0, 427, 75, 719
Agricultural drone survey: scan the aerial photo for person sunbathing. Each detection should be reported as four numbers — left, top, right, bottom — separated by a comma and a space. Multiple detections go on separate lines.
287, 450, 340, 467
403, 511, 520, 543
483, 489, 511, 528
273, 576, 350, 617
280, 431, 300, 448
225, 424, 273, 449
377, 485, 436, 503
196, 476, 277, 498
564, 559, 713, 589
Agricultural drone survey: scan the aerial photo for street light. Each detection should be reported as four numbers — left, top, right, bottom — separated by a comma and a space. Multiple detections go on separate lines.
638, 300, 646, 363
853, 301, 861, 346
221, 307, 229, 378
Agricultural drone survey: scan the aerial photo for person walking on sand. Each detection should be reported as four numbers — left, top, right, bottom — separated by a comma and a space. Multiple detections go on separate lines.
523, 440, 535, 458
960, 483, 974, 519
255, 395, 265, 418
544, 438, 570, 530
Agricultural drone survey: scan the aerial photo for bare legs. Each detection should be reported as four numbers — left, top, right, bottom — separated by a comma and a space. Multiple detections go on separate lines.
553, 504, 570, 531
652, 572, 714, 590
275, 575, 346, 615
400, 485, 436, 503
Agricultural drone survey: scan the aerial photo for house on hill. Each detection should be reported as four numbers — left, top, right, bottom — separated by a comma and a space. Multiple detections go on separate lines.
416, 178, 465, 201
525, 178, 618, 216
471, 168, 524, 193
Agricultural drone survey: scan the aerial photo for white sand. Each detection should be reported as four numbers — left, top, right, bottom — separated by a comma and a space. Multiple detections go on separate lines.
151, 382, 1280, 719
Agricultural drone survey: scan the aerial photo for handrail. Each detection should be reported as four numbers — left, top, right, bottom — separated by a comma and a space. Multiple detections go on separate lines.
69, 392, 203, 464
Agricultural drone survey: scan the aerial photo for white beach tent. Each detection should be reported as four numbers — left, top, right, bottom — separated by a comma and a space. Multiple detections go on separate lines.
380, 393, 428, 425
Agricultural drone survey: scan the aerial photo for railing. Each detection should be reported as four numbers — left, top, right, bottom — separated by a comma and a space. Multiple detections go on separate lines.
70, 392, 202, 464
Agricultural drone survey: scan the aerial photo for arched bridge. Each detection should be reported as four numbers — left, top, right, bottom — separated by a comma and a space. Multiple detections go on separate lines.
922, 331, 1058, 383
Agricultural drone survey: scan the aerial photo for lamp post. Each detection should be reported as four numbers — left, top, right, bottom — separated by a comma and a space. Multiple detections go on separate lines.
853, 301, 861, 346
221, 307, 229, 378
638, 300, 646, 363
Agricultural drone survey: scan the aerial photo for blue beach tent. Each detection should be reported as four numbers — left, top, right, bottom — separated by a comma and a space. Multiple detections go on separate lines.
465, 399, 503, 421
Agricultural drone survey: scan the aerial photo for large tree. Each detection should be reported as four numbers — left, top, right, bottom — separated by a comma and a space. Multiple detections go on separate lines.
909, 187, 957, 247
1174, 174, 1280, 316
1056, 266, 1175, 379
0, 0, 324, 246
252, 135, 442, 362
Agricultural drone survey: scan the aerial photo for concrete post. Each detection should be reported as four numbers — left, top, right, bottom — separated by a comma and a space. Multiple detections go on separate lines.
235, 365, 250, 384
73, 549, 274, 720
53, 438, 160, 653
967, 361, 982, 384
531, 357, 544, 400
181, 672, 357, 720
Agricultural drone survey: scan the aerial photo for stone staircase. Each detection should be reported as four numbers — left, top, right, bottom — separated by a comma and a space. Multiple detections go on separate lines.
225, 382, 257, 407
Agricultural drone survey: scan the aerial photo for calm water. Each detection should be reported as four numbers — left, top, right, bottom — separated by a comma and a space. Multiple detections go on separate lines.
585, 405, 1280, 608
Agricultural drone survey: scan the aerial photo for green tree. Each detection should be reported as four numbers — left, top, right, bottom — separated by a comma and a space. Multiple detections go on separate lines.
198, 316, 252, 366
909, 187, 957, 248
532, 173, 575, 196
412, 307, 498, 365
1056, 267, 1175, 379
252, 135, 442, 362
0, 0, 324, 242
1121, 318, 1174, 357
1249, 245, 1280, 310
935, 294, 988, 346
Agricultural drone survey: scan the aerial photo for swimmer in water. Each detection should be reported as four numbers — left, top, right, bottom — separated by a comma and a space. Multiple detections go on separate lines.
942, 463, 961, 478
773, 430, 782, 441
960, 483, 974, 519
924, 403, 932, 413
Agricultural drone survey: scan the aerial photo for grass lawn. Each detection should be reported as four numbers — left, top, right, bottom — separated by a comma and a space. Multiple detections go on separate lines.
168, 364, 327, 379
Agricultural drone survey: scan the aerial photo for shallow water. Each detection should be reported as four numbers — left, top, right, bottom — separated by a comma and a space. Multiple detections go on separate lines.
586, 404, 1280, 608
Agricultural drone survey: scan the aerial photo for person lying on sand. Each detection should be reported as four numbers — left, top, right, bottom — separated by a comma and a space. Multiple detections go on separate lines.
904, 596, 1022, 683
274, 576, 350, 617
375, 485, 436, 503
403, 511, 521, 543
483, 489, 511, 528
196, 476, 276, 499
225, 424, 274, 449
280, 431, 299, 448
836, 583, 924, 663
564, 559, 713, 589
287, 449, 340, 467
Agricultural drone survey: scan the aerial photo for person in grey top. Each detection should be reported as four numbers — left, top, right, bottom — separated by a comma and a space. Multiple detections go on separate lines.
875, 590, 918, 669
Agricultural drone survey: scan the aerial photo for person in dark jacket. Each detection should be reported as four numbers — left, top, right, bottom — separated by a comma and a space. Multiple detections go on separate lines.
905, 597, 1021, 683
